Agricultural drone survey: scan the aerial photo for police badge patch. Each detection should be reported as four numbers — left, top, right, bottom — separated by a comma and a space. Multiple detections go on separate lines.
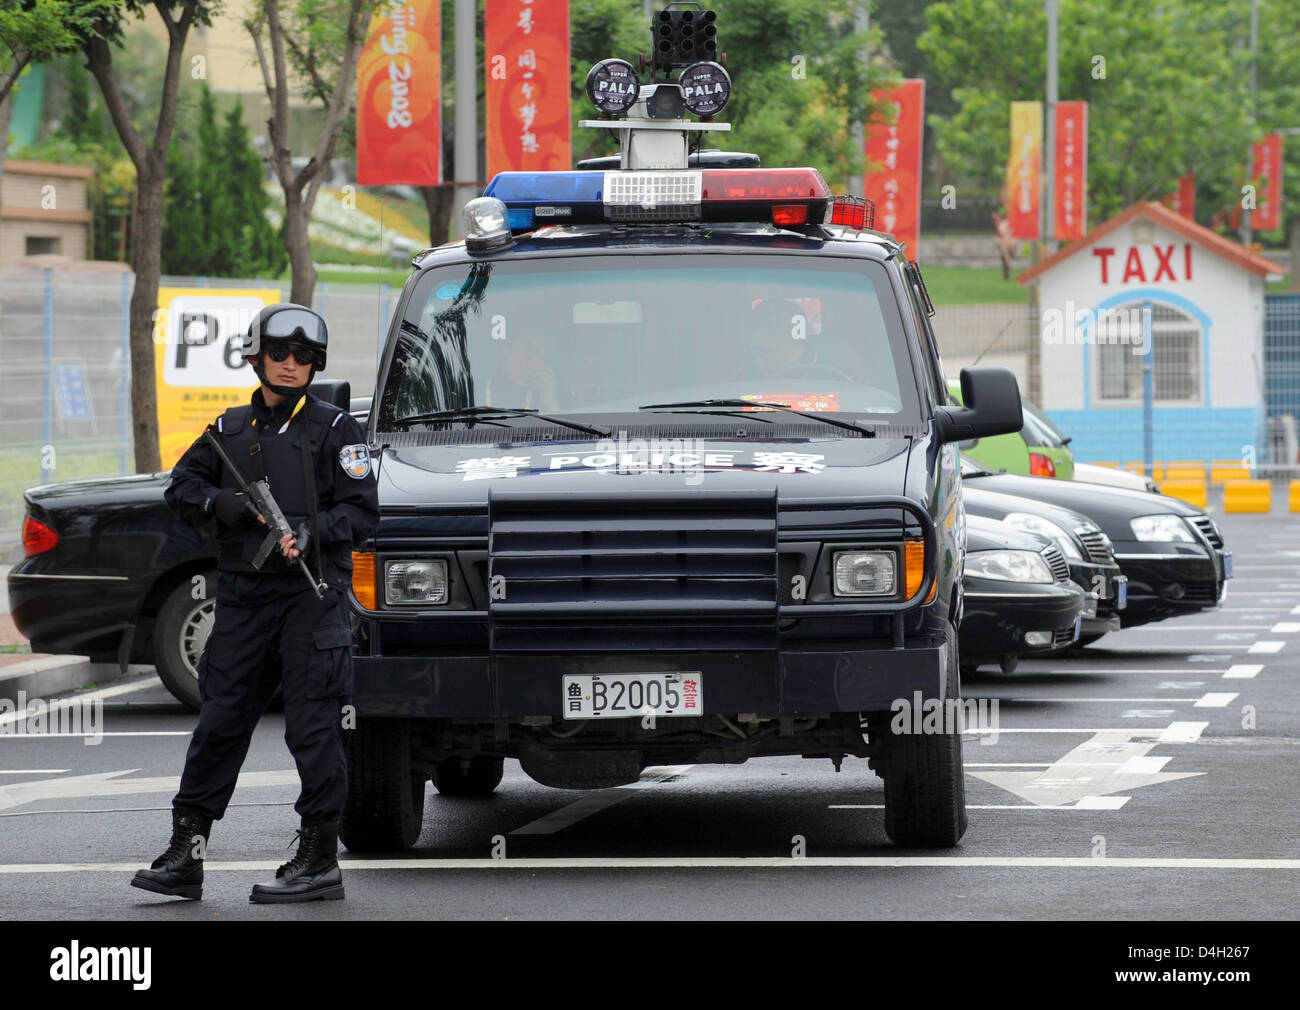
339, 444, 371, 479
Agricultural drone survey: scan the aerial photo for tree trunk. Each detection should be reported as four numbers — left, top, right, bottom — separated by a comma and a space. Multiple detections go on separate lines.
421, 183, 454, 246
0, 92, 13, 183
128, 165, 164, 474
284, 185, 317, 305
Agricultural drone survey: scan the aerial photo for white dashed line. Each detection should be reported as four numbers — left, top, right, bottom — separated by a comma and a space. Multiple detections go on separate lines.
1222, 664, 1263, 679
1248, 641, 1285, 654
1158, 722, 1209, 743
1193, 693, 1238, 708
1270, 622, 1300, 633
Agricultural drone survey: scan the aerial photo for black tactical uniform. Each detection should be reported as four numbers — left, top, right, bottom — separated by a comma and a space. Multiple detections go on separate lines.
132, 307, 378, 904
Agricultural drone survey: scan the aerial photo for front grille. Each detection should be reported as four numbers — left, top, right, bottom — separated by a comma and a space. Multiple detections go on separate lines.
1189, 514, 1224, 549
1041, 545, 1070, 583
488, 490, 779, 650
1077, 527, 1116, 566
1052, 626, 1077, 648
1181, 581, 1219, 603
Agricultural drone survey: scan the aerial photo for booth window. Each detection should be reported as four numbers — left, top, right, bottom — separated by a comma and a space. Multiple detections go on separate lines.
1096, 301, 1201, 403
25, 236, 60, 256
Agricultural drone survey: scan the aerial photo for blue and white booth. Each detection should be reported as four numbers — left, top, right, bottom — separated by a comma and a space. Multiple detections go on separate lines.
1019, 201, 1284, 462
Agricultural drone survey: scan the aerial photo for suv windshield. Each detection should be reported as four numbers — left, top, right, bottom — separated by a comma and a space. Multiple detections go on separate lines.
375, 254, 920, 430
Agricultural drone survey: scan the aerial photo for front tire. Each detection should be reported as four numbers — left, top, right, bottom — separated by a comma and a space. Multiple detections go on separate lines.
153, 571, 215, 711
341, 718, 426, 852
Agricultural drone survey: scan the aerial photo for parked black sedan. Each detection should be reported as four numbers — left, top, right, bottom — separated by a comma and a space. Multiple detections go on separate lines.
962, 484, 1127, 639
960, 457, 1229, 636
7, 382, 356, 709
958, 515, 1086, 673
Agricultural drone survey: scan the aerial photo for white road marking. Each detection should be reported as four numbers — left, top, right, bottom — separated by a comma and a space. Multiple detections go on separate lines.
1156, 682, 1205, 689
1194, 693, 1238, 708
1000, 697, 1196, 703
0, 732, 192, 740
1023, 669, 1225, 675
964, 763, 1050, 768
1292, 604, 1300, 615
1116, 625, 1266, 631
969, 729, 1202, 807
5, 856, 1298, 871
1222, 664, 1263, 679
510, 765, 693, 836
1116, 756, 1170, 774
1270, 622, 1300, 633
0, 768, 299, 811
0, 769, 68, 775
1158, 721, 1209, 743
0, 679, 163, 730
1248, 641, 1285, 654
1122, 710, 1176, 718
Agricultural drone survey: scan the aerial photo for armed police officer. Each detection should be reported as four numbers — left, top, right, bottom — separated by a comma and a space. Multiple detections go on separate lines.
132, 304, 379, 904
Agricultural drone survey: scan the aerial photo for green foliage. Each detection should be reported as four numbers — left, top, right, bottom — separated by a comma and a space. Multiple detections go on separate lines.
919, 0, 1257, 224
162, 85, 284, 276
0, 0, 118, 102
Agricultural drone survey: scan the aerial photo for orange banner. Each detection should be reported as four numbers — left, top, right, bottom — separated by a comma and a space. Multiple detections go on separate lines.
485, 0, 571, 180
1006, 101, 1041, 240
1053, 101, 1087, 241
356, 0, 441, 185
864, 79, 925, 256
1252, 133, 1283, 231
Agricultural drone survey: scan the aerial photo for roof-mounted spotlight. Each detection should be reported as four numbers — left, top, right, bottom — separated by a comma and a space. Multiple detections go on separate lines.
679, 61, 731, 117
585, 59, 641, 116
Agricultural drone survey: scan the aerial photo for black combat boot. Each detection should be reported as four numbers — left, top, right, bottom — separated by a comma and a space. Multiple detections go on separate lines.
131, 806, 212, 900
248, 817, 344, 903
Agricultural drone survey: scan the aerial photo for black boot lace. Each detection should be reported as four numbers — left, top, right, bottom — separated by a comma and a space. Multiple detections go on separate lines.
277, 827, 320, 878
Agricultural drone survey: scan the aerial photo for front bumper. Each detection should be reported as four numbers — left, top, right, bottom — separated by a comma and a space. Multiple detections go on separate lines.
1112, 546, 1225, 627
353, 638, 952, 718
958, 580, 1085, 661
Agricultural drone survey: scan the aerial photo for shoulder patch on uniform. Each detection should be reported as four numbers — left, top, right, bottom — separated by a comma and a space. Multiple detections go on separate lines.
331, 412, 345, 427
339, 443, 372, 479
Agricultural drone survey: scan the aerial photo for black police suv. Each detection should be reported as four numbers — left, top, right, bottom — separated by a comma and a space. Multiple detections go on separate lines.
340, 70, 1024, 848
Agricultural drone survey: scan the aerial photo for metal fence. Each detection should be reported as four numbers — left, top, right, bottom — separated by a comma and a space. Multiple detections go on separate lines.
0, 268, 397, 561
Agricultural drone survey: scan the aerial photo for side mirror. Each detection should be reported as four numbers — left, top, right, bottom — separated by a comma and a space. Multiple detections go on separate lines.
934, 366, 1022, 444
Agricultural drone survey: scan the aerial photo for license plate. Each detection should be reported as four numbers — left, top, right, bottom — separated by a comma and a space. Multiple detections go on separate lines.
1223, 553, 1233, 579
1116, 575, 1128, 609
562, 672, 702, 720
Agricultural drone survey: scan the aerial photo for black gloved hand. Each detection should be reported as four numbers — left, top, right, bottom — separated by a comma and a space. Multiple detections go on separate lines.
212, 490, 258, 528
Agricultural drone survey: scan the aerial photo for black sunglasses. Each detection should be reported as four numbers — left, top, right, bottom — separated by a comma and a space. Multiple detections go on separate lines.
265, 344, 317, 366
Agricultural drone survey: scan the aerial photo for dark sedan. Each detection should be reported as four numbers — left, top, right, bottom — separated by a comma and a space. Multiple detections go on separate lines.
960, 458, 1229, 633
959, 515, 1085, 673
7, 382, 356, 709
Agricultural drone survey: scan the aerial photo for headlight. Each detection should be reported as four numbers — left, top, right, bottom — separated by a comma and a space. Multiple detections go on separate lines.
1002, 512, 1083, 560
1130, 514, 1195, 542
384, 560, 448, 605
965, 550, 1054, 584
833, 551, 897, 596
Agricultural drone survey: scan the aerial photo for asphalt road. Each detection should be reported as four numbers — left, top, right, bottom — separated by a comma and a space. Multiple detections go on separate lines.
1, 511, 1297, 921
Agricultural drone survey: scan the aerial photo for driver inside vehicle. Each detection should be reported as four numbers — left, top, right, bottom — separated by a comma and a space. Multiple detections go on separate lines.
745, 297, 817, 379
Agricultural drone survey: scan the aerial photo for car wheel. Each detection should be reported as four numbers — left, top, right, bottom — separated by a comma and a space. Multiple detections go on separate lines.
432, 757, 504, 797
341, 718, 426, 852
153, 571, 215, 711
878, 633, 967, 847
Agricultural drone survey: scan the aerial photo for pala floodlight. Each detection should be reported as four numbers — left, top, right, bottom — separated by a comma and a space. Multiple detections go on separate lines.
678, 61, 730, 117
586, 59, 641, 116
653, 3, 719, 77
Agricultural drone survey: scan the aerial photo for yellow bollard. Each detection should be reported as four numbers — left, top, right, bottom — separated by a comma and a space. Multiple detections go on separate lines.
1223, 479, 1272, 513
1210, 460, 1249, 485
1290, 481, 1300, 513
1160, 479, 1207, 508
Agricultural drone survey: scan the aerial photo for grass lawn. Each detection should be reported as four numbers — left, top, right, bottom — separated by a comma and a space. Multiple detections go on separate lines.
919, 265, 1029, 306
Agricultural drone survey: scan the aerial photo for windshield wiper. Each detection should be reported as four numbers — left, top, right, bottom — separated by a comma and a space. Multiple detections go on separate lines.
394, 405, 611, 437
639, 399, 877, 437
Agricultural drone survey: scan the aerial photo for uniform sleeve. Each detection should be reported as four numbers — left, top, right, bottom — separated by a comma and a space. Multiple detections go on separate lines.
316, 412, 380, 548
164, 428, 224, 528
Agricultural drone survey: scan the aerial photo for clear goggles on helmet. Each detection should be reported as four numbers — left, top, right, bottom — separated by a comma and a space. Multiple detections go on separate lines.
259, 308, 326, 347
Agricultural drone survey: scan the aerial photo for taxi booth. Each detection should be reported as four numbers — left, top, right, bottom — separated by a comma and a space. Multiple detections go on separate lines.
1018, 201, 1283, 471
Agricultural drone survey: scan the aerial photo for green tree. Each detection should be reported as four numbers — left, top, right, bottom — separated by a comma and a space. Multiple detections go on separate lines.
221, 98, 286, 277
919, 0, 1256, 225
162, 133, 205, 273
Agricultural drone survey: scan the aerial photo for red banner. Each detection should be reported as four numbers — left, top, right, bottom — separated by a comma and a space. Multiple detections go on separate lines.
864, 79, 924, 256
356, 0, 441, 186
1053, 101, 1087, 241
1163, 171, 1195, 220
1253, 133, 1283, 231
1005, 101, 1041, 239
485, 0, 571, 180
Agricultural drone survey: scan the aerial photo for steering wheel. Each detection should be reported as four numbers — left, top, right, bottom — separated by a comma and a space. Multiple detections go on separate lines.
773, 360, 856, 383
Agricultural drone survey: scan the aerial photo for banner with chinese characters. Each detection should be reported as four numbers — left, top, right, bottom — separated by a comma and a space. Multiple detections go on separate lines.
1053, 100, 1087, 241
154, 289, 280, 469
485, 0, 571, 179
863, 78, 925, 256
356, 0, 441, 185
1163, 171, 1195, 221
1005, 101, 1041, 239
1252, 133, 1283, 231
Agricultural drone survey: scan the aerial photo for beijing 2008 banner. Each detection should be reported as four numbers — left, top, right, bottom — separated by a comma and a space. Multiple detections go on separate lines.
863, 79, 925, 257
356, 0, 441, 185
1005, 101, 1041, 240
1053, 101, 1087, 241
485, 0, 571, 179
1252, 133, 1283, 231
